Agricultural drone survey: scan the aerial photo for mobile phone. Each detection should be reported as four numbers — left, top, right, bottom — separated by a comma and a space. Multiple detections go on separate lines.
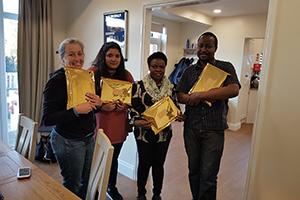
17, 167, 31, 179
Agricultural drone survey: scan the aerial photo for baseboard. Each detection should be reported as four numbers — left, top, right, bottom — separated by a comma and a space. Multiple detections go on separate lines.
118, 159, 137, 181
228, 122, 241, 131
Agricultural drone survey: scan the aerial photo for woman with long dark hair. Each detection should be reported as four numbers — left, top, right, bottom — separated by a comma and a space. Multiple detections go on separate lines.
90, 42, 134, 200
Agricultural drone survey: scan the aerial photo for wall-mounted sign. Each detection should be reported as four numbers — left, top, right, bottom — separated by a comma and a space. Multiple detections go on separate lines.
104, 10, 128, 61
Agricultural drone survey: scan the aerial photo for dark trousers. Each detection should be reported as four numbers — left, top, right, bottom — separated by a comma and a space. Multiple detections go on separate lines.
136, 138, 171, 196
184, 127, 224, 200
108, 143, 123, 190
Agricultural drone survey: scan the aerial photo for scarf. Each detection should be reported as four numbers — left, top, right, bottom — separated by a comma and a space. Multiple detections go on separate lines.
142, 74, 173, 103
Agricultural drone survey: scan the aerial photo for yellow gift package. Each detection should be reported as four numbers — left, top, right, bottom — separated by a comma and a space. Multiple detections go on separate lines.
142, 96, 180, 134
101, 78, 132, 105
65, 67, 95, 109
189, 63, 230, 106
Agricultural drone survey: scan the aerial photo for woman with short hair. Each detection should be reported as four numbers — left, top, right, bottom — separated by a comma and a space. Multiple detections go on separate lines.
42, 38, 102, 199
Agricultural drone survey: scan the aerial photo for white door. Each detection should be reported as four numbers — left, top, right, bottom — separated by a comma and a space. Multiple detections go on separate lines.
239, 38, 264, 122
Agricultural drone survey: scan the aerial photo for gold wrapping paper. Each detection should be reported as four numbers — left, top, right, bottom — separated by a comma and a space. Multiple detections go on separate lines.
101, 78, 132, 105
189, 63, 230, 106
65, 67, 95, 109
142, 96, 180, 134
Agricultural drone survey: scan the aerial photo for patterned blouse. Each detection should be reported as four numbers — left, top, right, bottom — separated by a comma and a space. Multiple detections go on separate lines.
130, 74, 180, 143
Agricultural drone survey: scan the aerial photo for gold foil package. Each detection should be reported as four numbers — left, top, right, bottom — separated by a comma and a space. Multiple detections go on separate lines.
142, 96, 180, 134
65, 67, 95, 109
189, 63, 230, 106
101, 78, 132, 105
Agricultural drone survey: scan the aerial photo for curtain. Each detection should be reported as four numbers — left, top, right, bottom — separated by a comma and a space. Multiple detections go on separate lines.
17, 0, 53, 124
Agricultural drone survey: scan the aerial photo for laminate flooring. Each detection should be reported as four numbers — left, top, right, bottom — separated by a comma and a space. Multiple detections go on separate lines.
35, 123, 253, 200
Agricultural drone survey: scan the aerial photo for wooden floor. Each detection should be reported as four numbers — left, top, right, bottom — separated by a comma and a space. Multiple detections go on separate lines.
35, 123, 253, 200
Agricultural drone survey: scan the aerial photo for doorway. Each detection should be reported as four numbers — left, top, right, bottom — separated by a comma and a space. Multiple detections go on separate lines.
239, 38, 264, 123
140, 0, 270, 199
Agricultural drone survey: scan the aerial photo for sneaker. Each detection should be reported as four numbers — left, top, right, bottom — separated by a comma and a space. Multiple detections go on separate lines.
137, 195, 147, 200
152, 194, 161, 200
107, 187, 123, 200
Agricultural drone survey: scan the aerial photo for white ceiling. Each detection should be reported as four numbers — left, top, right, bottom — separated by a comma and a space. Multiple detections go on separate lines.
152, 0, 269, 22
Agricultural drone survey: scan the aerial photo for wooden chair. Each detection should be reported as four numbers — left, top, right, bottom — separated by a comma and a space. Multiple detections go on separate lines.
86, 129, 114, 200
15, 113, 38, 162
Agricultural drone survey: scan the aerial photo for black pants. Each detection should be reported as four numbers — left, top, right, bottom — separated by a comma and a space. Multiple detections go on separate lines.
108, 142, 123, 190
184, 128, 224, 200
136, 138, 171, 196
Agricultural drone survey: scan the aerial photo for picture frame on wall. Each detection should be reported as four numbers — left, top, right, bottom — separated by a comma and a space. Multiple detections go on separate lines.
103, 10, 128, 61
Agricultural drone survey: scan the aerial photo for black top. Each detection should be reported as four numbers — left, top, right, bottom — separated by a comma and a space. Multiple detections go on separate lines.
130, 79, 179, 143
42, 68, 95, 139
176, 60, 241, 130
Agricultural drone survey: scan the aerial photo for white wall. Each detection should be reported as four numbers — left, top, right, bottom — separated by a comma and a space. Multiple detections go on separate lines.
210, 14, 267, 78
246, 0, 300, 199
180, 21, 210, 51
65, 0, 143, 80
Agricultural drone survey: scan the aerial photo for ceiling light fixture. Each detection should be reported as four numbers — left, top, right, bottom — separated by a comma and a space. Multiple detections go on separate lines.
213, 9, 222, 14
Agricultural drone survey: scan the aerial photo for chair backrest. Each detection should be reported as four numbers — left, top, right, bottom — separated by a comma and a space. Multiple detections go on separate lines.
15, 113, 38, 161
86, 129, 114, 200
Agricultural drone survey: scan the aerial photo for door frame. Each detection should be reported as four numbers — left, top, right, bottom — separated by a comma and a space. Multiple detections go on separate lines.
140, 0, 277, 199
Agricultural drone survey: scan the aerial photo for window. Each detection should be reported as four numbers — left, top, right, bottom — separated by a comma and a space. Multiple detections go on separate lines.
150, 31, 162, 55
0, 0, 19, 146
149, 22, 167, 55
150, 30, 167, 55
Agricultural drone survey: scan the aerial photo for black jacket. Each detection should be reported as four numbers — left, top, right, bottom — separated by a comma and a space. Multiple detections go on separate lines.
42, 68, 95, 139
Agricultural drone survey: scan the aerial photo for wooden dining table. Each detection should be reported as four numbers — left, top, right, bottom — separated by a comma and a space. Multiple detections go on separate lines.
0, 140, 80, 200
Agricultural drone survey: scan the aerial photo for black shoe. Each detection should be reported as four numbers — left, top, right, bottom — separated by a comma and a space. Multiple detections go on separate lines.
152, 194, 161, 200
137, 195, 147, 200
107, 187, 123, 200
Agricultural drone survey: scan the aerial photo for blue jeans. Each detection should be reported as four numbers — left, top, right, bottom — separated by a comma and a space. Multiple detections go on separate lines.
183, 127, 224, 200
50, 129, 95, 199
